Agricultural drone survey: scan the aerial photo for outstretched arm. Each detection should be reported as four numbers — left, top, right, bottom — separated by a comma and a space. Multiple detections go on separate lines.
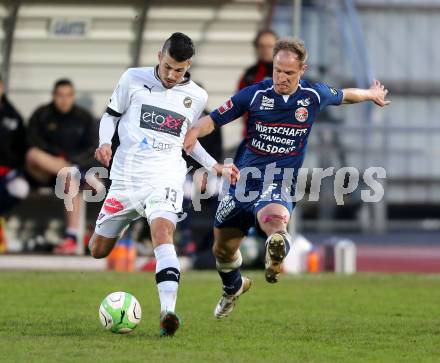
343, 80, 391, 107
184, 115, 215, 153
188, 139, 217, 171
188, 140, 240, 185
185, 86, 253, 153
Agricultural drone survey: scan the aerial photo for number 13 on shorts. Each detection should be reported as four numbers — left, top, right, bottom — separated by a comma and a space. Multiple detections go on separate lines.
165, 187, 178, 203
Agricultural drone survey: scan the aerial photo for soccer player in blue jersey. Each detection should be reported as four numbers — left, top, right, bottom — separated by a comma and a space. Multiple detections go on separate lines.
184, 37, 390, 319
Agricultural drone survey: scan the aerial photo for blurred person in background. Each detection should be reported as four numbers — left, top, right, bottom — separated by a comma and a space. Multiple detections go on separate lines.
25, 79, 98, 254
0, 76, 29, 216
238, 29, 278, 137
238, 29, 278, 90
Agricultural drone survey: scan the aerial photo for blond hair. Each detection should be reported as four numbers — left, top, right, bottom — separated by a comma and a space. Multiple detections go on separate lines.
273, 37, 308, 64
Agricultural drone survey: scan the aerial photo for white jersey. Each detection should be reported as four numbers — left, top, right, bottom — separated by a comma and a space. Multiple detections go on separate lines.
107, 66, 208, 185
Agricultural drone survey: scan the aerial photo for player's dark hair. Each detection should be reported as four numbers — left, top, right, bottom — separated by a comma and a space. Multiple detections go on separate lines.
253, 29, 278, 48
273, 37, 308, 64
53, 78, 74, 93
162, 32, 195, 62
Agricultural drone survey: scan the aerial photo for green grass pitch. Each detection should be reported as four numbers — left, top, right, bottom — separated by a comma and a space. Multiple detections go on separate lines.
1, 271, 439, 363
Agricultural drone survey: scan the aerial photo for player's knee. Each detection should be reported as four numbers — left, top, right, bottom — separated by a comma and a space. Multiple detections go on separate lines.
91, 247, 110, 259
212, 242, 234, 262
90, 236, 110, 259
90, 244, 107, 259
259, 214, 288, 235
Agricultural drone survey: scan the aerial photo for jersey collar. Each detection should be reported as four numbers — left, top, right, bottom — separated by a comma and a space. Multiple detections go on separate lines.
154, 65, 191, 87
274, 82, 301, 102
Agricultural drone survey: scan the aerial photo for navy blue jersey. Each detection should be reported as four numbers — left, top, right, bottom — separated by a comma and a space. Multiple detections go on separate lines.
210, 79, 343, 179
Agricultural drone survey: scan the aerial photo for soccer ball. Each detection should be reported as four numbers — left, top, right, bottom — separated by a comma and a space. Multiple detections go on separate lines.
99, 292, 142, 334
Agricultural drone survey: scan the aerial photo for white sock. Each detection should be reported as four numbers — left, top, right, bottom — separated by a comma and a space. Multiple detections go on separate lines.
65, 228, 78, 238
154, 244, 180, 313
6, 177, 30, 199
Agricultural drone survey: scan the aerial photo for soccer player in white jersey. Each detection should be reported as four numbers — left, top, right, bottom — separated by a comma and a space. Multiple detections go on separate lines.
88, 33, 239, 337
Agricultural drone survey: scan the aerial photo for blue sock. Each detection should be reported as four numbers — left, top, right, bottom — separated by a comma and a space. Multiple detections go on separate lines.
218, 268, 242, 295
284, 235, 291, 255
64, 229, 78, 242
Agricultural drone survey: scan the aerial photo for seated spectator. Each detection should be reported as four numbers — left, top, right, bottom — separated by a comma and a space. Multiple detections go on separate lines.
0, 76, 29, 215
26, 79, 98, 254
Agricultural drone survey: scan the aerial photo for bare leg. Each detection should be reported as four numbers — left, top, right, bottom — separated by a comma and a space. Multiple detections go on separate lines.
26, 147, 71, 181
213, 227, 244, 265
89, 233, 118, 259
65, 193, 81, 230
256, 203, 290, 236
150, 217, 175, 248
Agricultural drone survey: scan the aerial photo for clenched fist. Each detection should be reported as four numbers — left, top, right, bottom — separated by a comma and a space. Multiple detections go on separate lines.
212, 163, 240, 185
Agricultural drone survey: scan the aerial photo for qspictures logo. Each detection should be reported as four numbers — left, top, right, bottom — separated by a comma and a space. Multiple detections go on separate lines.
139, 104, 185, 137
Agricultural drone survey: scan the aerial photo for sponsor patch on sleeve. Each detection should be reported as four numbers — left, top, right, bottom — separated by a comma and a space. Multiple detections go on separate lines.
218, 99, 234, 114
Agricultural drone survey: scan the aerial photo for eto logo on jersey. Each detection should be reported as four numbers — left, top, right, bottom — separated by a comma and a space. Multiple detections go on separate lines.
218, 99, 233, 114
140, 104, 185, 137
295, 107, 309, 122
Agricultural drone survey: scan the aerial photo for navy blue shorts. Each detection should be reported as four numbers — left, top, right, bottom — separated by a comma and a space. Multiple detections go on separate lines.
214, 180, 295, 238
